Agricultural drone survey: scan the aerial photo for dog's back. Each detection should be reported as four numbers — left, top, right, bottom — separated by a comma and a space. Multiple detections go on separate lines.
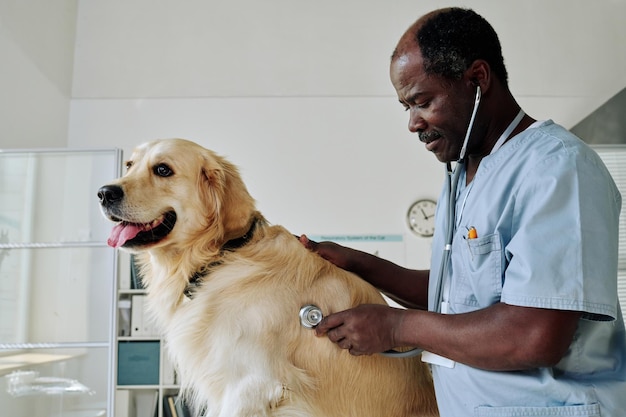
263, 227, 438, 417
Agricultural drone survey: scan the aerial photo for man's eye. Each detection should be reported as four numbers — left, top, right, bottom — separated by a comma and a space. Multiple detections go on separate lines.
154, 164, 173, 177
401, 101, 430, 111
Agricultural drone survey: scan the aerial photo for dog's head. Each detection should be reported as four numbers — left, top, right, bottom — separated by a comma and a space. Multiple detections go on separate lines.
98, 138, 257, 253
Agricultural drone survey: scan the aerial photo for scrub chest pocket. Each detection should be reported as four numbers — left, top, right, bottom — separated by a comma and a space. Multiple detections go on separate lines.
451, 232, 504, 312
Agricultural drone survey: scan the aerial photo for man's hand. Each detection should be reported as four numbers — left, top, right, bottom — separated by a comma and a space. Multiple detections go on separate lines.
298, 235, 354, 270
314, 304, 407, 356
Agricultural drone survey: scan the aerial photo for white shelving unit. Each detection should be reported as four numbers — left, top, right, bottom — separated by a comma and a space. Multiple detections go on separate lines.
114, 252, 182, 417
0, 148, 122, 417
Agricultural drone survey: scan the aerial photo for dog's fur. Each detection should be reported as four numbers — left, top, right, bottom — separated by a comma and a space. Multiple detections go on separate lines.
99, 138, 438, 417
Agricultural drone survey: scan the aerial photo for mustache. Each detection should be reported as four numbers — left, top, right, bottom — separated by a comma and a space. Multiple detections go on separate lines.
419, 130, 442, 143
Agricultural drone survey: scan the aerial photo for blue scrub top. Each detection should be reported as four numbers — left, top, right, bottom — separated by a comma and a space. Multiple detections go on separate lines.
428, 121, 626, 416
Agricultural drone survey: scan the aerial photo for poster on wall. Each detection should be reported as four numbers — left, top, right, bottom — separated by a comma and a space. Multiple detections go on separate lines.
306, 234, 405, 266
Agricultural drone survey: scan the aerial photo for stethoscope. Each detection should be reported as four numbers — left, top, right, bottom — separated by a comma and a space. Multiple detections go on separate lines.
434, 87, 525, 315
299, 86, 524, 359
432, 85, 482, 315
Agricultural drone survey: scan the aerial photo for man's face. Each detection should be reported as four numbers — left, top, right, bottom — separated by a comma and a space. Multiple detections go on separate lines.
390, 49, 474, 163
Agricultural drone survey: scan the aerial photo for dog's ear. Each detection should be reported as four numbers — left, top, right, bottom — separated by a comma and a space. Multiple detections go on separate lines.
198, 151, 256, 241
199, 157, 227, 223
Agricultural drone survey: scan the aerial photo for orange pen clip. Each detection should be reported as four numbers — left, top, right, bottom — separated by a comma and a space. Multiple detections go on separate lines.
467, 226, 478, 239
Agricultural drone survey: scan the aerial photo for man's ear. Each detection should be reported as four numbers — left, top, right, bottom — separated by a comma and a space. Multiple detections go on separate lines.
466, 59, 490, 93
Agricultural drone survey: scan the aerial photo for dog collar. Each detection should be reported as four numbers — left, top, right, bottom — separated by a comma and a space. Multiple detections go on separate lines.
184, 261, 222, 298
184, 217, 261, 299
221, 217, 260, 252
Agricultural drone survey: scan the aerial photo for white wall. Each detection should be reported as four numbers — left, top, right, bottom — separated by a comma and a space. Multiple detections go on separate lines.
66, 0, 626, 268
2, 1, 624, 268
69, 0, 626, 112
0, 0, 78, 149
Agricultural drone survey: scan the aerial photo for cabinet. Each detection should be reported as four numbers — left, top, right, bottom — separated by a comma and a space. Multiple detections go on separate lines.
114, 253, 182, 417
0, 148, 122, 417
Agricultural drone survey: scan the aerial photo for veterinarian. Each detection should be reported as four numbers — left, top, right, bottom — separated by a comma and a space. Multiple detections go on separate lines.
301, 7, 626, 416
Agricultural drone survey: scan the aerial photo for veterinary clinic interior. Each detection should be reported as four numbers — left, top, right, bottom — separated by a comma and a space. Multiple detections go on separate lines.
1, 1, 626, 416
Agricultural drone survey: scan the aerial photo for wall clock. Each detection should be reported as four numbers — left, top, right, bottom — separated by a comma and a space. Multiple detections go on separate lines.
406, 199, 437, 237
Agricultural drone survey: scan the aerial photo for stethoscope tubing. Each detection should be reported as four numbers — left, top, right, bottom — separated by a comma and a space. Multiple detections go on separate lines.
433, 86, 481, 313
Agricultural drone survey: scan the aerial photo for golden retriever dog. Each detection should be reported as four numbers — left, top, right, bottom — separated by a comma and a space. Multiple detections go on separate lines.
98, 138, 437, 417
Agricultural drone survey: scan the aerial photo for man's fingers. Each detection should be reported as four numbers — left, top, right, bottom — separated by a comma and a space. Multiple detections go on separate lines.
314, 312, 344, 336
298, 234, 318, 250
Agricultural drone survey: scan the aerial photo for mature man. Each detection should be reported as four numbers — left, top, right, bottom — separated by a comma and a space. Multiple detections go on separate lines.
302, 7, 626, 416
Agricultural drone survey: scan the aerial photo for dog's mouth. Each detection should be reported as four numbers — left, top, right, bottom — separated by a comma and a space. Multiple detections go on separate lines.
107, 211, 177, 248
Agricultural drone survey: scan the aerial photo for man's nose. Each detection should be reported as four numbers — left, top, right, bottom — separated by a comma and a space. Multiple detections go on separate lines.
408, 108, 426, 133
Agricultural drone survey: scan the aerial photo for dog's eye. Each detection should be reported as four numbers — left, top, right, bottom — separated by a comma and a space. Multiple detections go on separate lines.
125, 161, 133, 170
154, 163, 174, 177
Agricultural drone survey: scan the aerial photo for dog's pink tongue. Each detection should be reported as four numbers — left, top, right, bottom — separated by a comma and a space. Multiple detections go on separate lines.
108, 223, 142, 248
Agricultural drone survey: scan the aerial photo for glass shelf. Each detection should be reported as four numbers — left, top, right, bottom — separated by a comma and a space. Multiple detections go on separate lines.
0, 148, 122, 417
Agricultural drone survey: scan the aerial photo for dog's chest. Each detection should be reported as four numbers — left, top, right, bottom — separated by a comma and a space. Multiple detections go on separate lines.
148, 278, 229, 362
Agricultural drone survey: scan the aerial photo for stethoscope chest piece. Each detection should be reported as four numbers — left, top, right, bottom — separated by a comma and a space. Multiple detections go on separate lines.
299, 304, 323, 328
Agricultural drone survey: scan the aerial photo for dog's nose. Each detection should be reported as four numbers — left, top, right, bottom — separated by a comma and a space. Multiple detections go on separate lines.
97, 184, 124, 205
